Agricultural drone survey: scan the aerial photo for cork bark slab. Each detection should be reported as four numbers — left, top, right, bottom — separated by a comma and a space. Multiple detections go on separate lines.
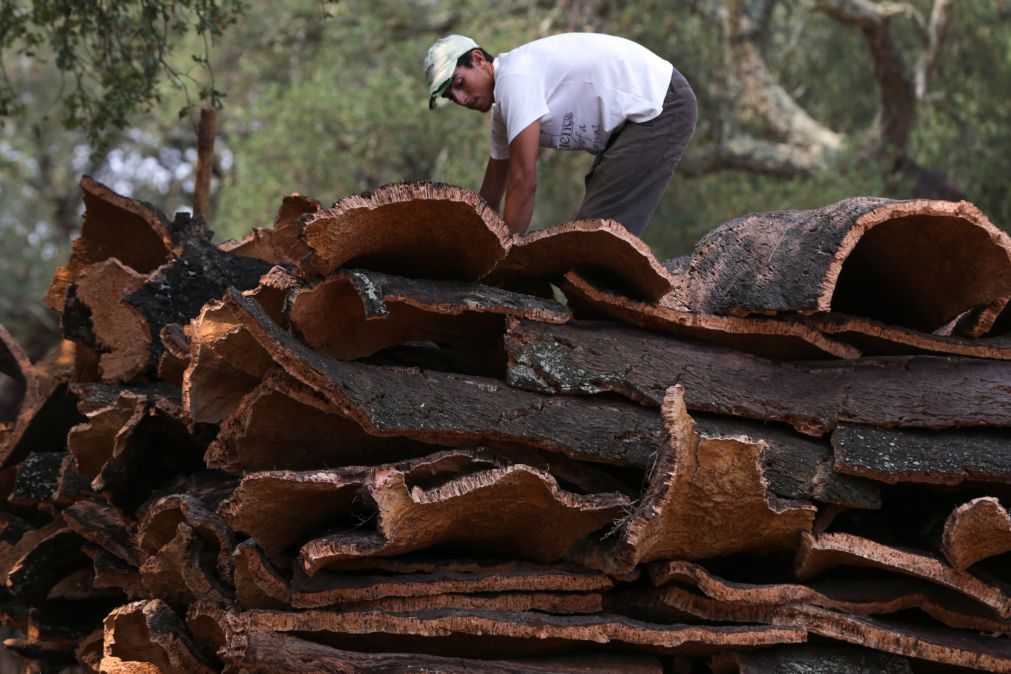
483, 219, 674, 301
46, 176, 175, 313
219, 450, 501, 560
223, 630, 664, 673
205, 370, 440, 473
713, 645, 913, 674
580, 387, 814, 575
646, 560, 1010, 635
290, 558, 615, 608
832, 424, 1011, 485
299, 463, 630, 574
74, 260, 153, 382
62, 500, 141, 567
219, 608, 806, 657
101, 600, 215, 674
633, 584, 1011, 672
138, 493, 235, 585
5, 525, 89, 602
139, 522, 233, 606
562, 272, 858, 360
301, 182, 511, 280
123, 213, 274, 375
187, 289, 663, 469
934, 296, 1010, 338
87, 546, 146, 599
795, 532, 1011, 618
799, 312, 1011, 360
506, 318, 1011, 436
219, 193, 320, 265
287, 268, 570, 361
942, 498, 1011, 572
156, 323, 190, 387
664, 198, 1011, 332
9, 451, 65, 508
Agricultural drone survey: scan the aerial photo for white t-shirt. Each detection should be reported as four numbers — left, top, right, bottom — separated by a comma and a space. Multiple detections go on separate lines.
489, 33, 674, 159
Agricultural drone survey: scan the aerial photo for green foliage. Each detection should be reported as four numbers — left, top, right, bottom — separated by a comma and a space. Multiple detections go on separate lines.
0, 0, 247, 147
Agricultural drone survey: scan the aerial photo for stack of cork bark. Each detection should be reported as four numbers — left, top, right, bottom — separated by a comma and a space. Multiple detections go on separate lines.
0, 176, 1010, 673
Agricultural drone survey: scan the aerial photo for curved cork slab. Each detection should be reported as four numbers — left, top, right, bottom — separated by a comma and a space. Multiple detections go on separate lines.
576, 387, 814, 575
62, 499, 141, 567
562, 272, 859, 360
302, 182, 510, 279
713, 645, 913, 674
219, 450, 499, 560
139, 522, 233, 606
46, 176, 175, 312
800, 312, 1011, 360
299, 464, 629, 574
103, 600, 215, 674
219, 193, 320, 265
942, 498, 1011, 572
220, 608, 806, 657
934, 296, 1010, 338
205, 371, 440, 473
138, 494, 235, 585
483, 219, 673, 301
665, 198, 1011, 332
795, 532, 1011, 618
647, 561, 1010, 635
75, 260, 153, 382
288, 268, 569, 361
233, 540, 292, 609
0, 324, 38, 449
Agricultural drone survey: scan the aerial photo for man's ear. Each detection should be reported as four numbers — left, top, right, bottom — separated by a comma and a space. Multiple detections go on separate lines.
471, 49, 486, 66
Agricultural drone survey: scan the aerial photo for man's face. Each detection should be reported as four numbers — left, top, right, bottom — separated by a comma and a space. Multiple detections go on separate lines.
443, 51, 494, 112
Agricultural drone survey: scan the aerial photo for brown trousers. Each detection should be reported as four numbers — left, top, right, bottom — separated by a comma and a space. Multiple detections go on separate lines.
575, 68, 698, 237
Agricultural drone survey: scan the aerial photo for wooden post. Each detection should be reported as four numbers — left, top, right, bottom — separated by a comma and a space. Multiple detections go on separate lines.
193, 107, 217, 221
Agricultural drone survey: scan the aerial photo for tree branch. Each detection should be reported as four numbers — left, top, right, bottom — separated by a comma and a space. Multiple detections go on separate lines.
915, 0, 954, 99
678, 134, 828, 176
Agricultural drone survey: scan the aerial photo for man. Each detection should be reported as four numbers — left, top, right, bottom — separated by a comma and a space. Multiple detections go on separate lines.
424, 33, 697, 237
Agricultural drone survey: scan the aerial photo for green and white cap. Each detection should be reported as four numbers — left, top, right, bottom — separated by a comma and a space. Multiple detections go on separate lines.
425, 34, 479, 110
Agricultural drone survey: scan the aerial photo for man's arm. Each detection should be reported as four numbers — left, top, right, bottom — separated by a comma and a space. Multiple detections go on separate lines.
479, 157, 509, 212
501, 120, 539, 235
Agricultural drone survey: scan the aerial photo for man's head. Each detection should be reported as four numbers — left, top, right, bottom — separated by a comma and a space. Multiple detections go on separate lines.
425, 35, 495, 112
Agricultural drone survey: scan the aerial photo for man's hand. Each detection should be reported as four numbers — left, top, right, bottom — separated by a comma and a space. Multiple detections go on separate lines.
502, 121, 539, 235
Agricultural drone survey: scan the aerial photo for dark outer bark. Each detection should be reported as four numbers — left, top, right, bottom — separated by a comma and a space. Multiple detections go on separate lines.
713, 644, 912, 674
9, 452, 65, 507
505, 318, 1011, 436
223, 630, 664, 673
126, 212, 274, 375
832, 424, 1011, 485
208, 289, 664, 469
6, 527, 89, 602
62, 500, 141, 566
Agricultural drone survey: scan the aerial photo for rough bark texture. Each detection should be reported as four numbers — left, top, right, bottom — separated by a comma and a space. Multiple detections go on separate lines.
664, 198, 1011, 331
712, 645, 913, 674
101, 600, 215, 674
506, 318, 1011, 436
941, 498, 1011, 572
832, 424, 1011, 485
302, 182, 511, 279
483, 218, 674, 300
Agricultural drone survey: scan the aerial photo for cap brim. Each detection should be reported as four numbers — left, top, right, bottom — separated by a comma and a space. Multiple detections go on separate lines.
429, 78, 452, 110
